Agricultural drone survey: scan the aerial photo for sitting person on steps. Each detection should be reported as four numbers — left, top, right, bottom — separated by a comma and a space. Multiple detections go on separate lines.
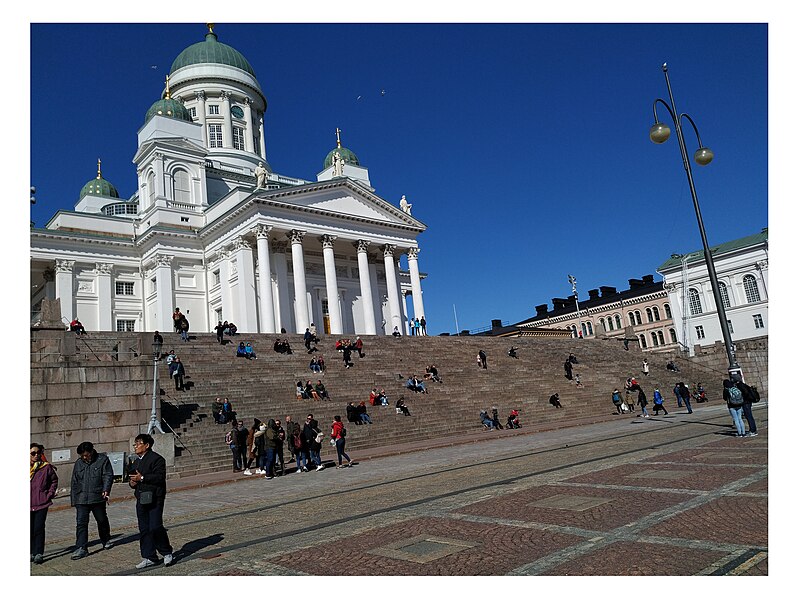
396, 397, 411, 416
506, 409, 521, 429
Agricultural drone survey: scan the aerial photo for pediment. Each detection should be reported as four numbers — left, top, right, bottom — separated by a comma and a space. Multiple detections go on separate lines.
133, 137, 207, 163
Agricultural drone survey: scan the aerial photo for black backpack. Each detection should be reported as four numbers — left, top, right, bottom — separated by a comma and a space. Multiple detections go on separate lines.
751, 386, 761, 403
341, 426, 347, 438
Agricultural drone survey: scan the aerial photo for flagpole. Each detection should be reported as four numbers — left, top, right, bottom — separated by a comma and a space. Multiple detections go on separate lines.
453, 304, 460, 336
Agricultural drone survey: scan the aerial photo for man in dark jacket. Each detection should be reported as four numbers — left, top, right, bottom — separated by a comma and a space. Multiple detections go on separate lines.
303, 414, 323, 471
173, 357, 186, 391
70, 442, 114, 560
128, 434, 173, 569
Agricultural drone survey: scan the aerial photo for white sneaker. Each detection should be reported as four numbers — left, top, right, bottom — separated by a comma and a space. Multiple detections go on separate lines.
296, 467, 302, 473
163, 553, 174, 567
255, 469, 264, 474
243, 469, 252, 476
136, 558, 157, 569
316, 465, 324, 471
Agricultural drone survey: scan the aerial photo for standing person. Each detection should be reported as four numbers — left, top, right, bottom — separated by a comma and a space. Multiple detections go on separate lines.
673, 382, 683, 407
214, 320, 225, 345
274, 419, 286, 475
409, 319, 415, 336
642, 359, 650, 376
612, 389, 624, 414
172, 308, 183, 333
678, 382, 693, 414
179, 316, 190, 342
70, 441, 114, 560
637, 388, 650, 418
263, 419, 278, 480
173, 357, 185, 391
563, 359, 573, 380
420, 316, 427, 336
736, 379, 759, 436
284, 416, 298, 464
342, 344, 353, 369
331, 415, 352, 468
30, 443, 58, 565
723, 379, 746, 437
354, 336, 364, 358
414, 318, 421, 336
253, 422, 267, 474
153, 331, 163, 350
478, 350, 487, 369
292, 422, 308, 473
242, 418, 261, 476
303, 414, 324, 471
128, 434, 174, 569
226, 422, 240, 472
652, 388, 668, 415
236, 420, 249, 472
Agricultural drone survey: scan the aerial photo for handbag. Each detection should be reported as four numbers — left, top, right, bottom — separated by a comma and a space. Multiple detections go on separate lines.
139, 490, 155, 506
315, 432, 324, 444
329, 438, 336, 446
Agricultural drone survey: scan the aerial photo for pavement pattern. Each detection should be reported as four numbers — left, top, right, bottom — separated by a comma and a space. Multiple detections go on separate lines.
30, 402, 767, 577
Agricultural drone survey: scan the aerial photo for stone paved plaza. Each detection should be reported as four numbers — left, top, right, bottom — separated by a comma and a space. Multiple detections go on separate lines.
30, 403, 768, 578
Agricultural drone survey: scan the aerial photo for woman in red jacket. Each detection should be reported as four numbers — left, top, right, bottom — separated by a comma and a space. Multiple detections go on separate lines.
30, 443, 58, 564
331, 415, 352, 469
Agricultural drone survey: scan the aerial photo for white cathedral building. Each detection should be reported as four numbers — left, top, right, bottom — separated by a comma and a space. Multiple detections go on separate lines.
30, 25, 428, 336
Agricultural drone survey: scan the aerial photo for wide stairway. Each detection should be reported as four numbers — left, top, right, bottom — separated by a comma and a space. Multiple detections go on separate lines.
148, 332, 721, 478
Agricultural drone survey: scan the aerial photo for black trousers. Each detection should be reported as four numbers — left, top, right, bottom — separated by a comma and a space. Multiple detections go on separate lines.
174, 374, 184, 390
75, 502, 111, 549
30, 508, 48, 556
136, 499, 173, 560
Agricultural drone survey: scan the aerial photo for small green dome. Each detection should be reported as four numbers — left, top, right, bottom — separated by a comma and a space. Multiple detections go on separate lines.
170, 31, 256, 77
144, 97, 194, 124
80, 176, 119, 200
324, 146, 360, 169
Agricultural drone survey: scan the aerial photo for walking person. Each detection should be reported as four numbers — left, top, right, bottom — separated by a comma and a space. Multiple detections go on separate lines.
70, 442, 114, 560
723, 379, 746, 437
214, 320, 225, 345
612, 388, 624, 414
173, 356, 185, 391
331, 415, 352, 468
128, 434, 174, 569
303, 414, 324, 471
677, 382, 693, 414
342, 344, 353, 369
30, 443, 58, 565
736, 379, 759, 436
642, 358, 650, 376
564, 359, 573, 380
637, 388, 650, 418
652, 388, 668, 415
478, 349, 487, 369
673, 382, 683, 408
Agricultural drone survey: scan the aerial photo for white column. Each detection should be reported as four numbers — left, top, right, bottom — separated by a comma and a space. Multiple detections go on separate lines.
272, 240, 291, 332
259, 115, 267, 159
233, 237, 258, 332
154, 152, 165, 198
383, 245, 402, 333
407, 247, 426, 323
289, 230, 310, 333
218, 250, 232, 321
355, 240, 376, 334
195, 91, 207, 146
96, 263, 113, 331
255, 225, 276, 332
320, 235, 343, 335
153, 255, 174, 332
368, 255, 382, 333
243, 97, 255, 153
55, 260, 75, 323
221, 90, 233, 149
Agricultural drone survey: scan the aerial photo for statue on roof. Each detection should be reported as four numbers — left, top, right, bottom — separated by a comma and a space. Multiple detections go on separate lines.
255, 162, 267, 188
332, 151, 344, 177
399, 195, 412, 215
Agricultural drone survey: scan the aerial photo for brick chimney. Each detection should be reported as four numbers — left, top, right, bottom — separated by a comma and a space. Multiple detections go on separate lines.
588, 289, 600, 300
600, 286, 617, 297
642, 274, 655, 284
628, 278, 644, 288
491, 319, 503, 329
535, 304, 549, 317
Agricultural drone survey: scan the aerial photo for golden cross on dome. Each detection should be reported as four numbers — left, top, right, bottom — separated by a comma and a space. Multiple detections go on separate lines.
207, 23, 215, 33
96, 158, 102, 180
165, 74, 171, 99
335, 127, 342, 148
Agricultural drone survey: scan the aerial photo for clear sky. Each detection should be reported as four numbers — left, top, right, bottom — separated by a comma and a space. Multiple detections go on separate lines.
27, 17, 772, 340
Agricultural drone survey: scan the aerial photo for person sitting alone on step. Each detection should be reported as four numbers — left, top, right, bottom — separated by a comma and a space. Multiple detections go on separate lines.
396, 397, 411, 416
506, 409, 521, 428
549, 393, 563, 408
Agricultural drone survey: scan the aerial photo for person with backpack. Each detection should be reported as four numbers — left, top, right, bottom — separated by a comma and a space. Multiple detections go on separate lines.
736, 379, 759, 436
652, 388, 668, 415
331, 415, 352, 468
611, 389, 624, 414
723, 379, 746, 437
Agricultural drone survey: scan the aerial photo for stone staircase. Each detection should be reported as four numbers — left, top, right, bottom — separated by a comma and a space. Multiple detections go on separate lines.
141, 332, 725, 479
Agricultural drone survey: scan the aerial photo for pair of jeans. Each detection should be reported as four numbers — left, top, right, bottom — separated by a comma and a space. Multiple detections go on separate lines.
335, 438, 351, 465
360, 414, 372, 424
640, 406, 649, 417
75, 502, 111, 549
729, 406, 746, 436
309, 447, 321, 467
136, 499, 172, 560
30, 508, 48, 556
683, 395, 693, 413
231, 446, 241, 470
295, 449, 307, 470
742, 403, 757, 433
180, 330, 189, 342
264, 448, 276, 477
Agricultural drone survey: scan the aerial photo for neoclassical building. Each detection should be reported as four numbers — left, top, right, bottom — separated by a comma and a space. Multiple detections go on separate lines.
30, 25, 428, 336
657, 228, 768, 354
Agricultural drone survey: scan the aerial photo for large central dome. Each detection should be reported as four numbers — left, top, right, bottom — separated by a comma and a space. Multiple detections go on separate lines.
170, 30, 256, 77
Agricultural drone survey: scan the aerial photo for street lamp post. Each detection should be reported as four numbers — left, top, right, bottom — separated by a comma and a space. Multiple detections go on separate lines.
649, 63, 741, 380
568, 274, 583, 338
147, 340, 165, 434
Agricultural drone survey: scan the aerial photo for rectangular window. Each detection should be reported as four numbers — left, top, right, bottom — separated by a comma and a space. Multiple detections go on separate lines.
753, 314, 764, 329
115, 281, 134, 296
215, 308, 223, 323
151, 278, 157, 293
208, 104, 219, 115
116, 320, 135, 332
189, 106, 196, 118
232, 126, 245, 150
695, 325, 705, 340
208, 124, 223, 148
727, 319, 734, 334
213, 270, 221, 286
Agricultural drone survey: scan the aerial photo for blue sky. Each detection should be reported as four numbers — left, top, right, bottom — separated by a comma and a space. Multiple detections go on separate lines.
28, 21, 768, 335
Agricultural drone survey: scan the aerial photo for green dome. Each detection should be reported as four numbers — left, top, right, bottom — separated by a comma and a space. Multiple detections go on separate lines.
170, 31, 256, 77
80, 176, 119, 200
144, 97, 194, 124
324, 146, 360, 169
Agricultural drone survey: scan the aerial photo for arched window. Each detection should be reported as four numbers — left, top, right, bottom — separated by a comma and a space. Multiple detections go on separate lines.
147, 171, 155, 205
669, 328, 677, 343
718, 281, 731, 309
172, 169, 191, 204
658, 330, 665, 346
651, 331, 659, 346
634, 310, 642, 325
615, 314, 622, 329
688, 288, 703, 315
653, 306, 660, 321
600, 318, 607, 332
581, 322, 588, 337
743, 275, 761, 303
571, 325, 578, 338
628, 311, 635, 327
646, 308, 653, 323
639, 334, 647, 349
586, 321, 593, 336
664, 303, 672, 319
